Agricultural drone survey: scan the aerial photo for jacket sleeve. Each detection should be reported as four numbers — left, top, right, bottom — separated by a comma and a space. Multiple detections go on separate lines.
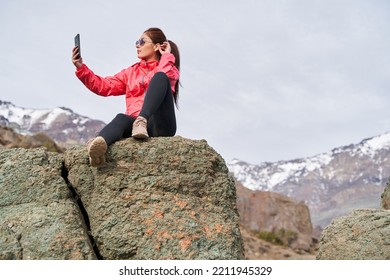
156, 53, 180, 91
75, 64, 127, 96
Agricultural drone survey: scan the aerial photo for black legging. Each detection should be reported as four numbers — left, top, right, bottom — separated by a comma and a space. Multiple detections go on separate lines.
98, 72, 176, 145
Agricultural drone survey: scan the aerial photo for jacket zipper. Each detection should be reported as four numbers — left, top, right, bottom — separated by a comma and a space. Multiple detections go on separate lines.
141, 61, 150, 89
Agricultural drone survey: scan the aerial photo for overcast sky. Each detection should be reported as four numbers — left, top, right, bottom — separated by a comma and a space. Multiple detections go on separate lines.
1, 0, 390, 164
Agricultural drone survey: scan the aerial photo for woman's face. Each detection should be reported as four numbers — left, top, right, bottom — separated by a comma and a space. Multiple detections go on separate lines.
136, 33, 158, 62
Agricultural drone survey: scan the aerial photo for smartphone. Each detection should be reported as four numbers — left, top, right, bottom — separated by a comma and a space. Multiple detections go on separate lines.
74, 34, 81, 59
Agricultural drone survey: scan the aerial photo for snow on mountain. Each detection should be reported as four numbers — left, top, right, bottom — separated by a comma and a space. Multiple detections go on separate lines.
1, 101, 87, 131
228, 132, 390, 227
0, 100, 105, 145
228, 153, 333, 191
336, 133, 390, 158
228, 132, 390, 191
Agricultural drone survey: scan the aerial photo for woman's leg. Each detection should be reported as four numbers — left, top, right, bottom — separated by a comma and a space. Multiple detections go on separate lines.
134, 72, 176, 137
99, 113, 135, 145
87, 113, 135, 167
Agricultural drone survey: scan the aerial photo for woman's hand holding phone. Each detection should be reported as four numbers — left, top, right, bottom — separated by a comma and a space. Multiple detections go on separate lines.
72, 47, 83, 69
72, 34, 83, 69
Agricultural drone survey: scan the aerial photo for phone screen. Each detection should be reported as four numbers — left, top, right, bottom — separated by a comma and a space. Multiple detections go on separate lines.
74, 34, 81, 58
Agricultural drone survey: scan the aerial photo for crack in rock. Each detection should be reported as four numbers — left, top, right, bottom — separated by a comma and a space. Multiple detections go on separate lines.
61, 163, 103, 260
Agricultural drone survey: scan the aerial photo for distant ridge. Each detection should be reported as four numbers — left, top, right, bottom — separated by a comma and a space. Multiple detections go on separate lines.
228, 132, 390, 227
0, 100, 106, 146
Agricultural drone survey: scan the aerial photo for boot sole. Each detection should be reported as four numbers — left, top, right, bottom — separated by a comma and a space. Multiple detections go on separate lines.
132, 132, 149, 139
132, 127, 149, 139
88, 137, 107, 167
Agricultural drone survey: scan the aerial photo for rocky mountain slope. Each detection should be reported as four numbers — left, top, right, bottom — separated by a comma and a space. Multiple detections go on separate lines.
228, 132, 390, 228
236, 182, 313, 252
0, 100, 105, 146
0, 126, 63, 152
240, 225, 316, 260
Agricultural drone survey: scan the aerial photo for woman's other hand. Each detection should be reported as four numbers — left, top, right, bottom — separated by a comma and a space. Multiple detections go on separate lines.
158, 41, 171, 55
72, 47, 83, 68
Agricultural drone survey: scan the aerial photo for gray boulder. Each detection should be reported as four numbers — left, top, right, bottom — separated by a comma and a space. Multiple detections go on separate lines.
64, 136, 244, 259
0, 148, 95, 259
317, 182, 390, 260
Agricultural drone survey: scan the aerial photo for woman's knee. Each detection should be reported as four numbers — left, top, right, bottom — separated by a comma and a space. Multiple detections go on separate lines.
109, 113, 133, 124
151, 71, 169, 83
113, 113, 128, 120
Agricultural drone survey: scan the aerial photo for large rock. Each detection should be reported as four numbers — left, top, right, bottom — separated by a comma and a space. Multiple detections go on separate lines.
236, 182, 313, 251
0, 148, 95, 259
316, 209, 390, 259
317, 182, 390, 260
64, 136, 244, 259
0, 136, 244, 259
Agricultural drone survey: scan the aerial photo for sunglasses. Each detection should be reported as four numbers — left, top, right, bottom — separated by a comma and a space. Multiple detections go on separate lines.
135, 38, 153, 46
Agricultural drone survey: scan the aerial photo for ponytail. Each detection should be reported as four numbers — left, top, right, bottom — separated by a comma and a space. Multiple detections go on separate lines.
167, 40, 180, 105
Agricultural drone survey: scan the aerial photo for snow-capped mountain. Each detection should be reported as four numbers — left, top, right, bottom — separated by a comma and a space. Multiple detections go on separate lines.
228, 133, 390, 227
0, 100, 105, 145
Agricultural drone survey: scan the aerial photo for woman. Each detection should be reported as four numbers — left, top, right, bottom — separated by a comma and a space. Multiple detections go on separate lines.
72, 28, 180, 167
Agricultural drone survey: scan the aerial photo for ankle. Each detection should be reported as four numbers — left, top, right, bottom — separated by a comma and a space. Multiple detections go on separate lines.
136, 116, 147, 121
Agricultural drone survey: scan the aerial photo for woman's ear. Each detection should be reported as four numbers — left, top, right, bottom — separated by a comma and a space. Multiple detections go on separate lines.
154, 43, 160, 52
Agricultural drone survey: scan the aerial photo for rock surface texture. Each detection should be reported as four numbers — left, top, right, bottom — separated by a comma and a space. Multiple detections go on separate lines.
317, 182, 390, 259
0, 136, 244, 260
0, 148, 95, 259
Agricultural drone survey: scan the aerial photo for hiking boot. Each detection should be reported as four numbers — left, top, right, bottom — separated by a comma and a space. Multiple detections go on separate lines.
87, 136, 107, 167
132, 116, 149, 139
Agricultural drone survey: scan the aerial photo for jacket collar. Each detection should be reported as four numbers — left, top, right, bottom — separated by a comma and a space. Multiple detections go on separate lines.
139, 59, 159, 69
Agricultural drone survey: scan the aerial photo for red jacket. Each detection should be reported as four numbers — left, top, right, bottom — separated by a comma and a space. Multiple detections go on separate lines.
75, 53, 179, 117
